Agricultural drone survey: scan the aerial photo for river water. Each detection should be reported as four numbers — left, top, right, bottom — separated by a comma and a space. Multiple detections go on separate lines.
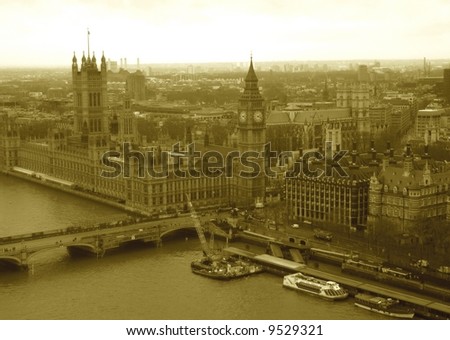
0, 174, 385, 320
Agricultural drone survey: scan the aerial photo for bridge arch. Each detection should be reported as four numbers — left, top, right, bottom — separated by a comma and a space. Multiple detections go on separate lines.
0, 255, 24, 269
66, 243, 100, 256
26, 245, 70, 262
159, 224, 197, 239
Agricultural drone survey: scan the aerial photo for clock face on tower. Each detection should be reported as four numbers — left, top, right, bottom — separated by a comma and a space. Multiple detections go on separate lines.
239, 111, 247, 123
253, 111, 263, 123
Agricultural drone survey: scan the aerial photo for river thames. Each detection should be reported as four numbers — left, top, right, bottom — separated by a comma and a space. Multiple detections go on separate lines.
0, 174, 386, 320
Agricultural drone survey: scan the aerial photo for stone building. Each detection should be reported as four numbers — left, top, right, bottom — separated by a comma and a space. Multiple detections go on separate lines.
286, 143, 376, 228
0, 51, 266, 214
368, 143, 450, 231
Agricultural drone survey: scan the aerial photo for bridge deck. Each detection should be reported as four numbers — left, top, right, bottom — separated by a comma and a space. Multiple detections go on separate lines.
0, 215, 207, 266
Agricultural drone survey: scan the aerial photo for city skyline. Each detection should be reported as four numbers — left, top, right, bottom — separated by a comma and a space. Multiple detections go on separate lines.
1, 0, 450, 67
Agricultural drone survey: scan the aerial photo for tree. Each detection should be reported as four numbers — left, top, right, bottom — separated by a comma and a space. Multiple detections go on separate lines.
370, 217, 398, 258
136, 118, 159, 142
428, 143, 450, 161
263, 201, 287, 230
262, 82, 287, 103
162, 118, 193, 141
210, 123, 229, 145
411, 219, 450, 263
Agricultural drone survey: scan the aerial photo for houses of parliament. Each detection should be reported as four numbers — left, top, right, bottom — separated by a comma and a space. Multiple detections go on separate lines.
1, 44, 450, 233
0, 47, 267, 215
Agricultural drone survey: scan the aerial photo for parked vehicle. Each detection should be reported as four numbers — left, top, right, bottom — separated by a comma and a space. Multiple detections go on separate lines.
313, 228, 333, 241
410, 259, 429, 268
437, 266, 450, 274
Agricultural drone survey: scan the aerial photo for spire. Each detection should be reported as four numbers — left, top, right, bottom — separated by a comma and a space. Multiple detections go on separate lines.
87, 28, 90, 59
81, 51, 86, 64
245, 54, 258, 82
72, 52, 78, 72
101, 51, 106, 71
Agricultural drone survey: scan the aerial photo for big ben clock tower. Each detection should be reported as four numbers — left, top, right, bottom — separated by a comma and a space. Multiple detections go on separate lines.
237, 57, 266, 207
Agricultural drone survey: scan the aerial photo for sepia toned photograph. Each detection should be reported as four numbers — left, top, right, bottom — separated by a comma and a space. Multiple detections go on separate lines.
0, 0, 449, 330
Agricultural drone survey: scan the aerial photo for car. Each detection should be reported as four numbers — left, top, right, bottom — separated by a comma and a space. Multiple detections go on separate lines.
291, 223, 300, 229
413, 259, 429, 268
313, 228, 333, 241
437, 266, 450, 274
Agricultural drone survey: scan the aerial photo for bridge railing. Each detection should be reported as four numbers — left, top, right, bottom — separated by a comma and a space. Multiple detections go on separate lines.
0, 213, 198, 246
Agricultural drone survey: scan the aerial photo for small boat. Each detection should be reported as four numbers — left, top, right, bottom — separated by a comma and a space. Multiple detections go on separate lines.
354, 293, 415, 319
191, 256, 264, 280
283, 273, 348, 300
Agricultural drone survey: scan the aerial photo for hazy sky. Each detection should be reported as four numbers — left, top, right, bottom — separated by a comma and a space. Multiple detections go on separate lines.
1, 0, 449, 66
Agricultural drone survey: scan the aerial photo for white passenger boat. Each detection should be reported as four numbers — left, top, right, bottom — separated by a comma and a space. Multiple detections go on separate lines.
283, 273, 348, 300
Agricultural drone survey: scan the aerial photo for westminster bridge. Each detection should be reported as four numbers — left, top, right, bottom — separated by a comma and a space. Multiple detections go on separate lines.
0, 214, 228, 269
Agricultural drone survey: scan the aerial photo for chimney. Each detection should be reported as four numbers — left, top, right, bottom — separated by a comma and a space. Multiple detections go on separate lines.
405, 143, 412, 157
350, 140, 358, 168
382, 141, 390, 170
371, 148, 377, 163
298, 148, 303, 159
389, 147, 396, 164
336, 144, 341, 152
351, 153, 357, 165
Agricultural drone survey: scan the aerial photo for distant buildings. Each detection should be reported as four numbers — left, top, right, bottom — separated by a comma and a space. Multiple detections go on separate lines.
357, 65, 370, 83
390, 105, 411, 136
126, 71, 146, 101
107, 59, 118, 72
416, 108, 444, 143
336, 83, 371, 134
46, 87, 64, 99
444, 69, 450, 104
